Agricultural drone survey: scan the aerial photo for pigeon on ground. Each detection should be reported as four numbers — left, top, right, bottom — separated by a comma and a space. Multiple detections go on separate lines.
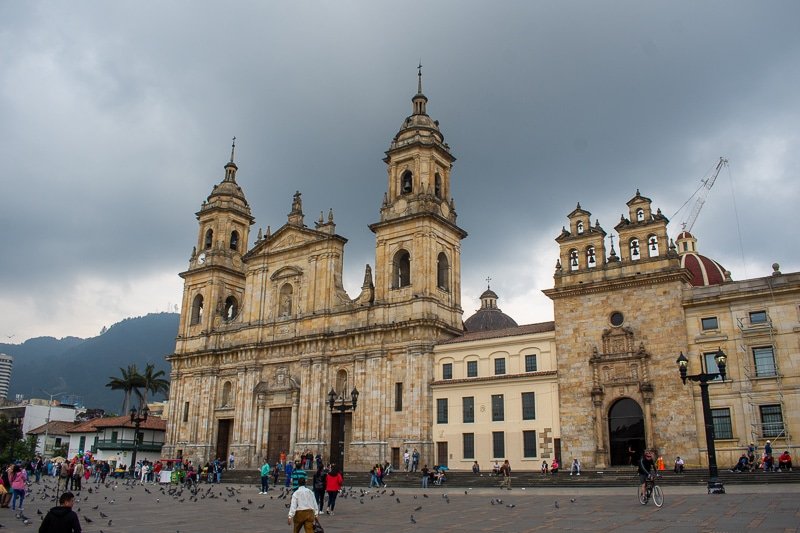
410, 515, 416, 524
554, 501, 560, 509
84, 516, 93, 523
414, 506, 422, 511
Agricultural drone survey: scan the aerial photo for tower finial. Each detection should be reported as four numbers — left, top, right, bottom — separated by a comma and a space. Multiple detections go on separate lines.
230, 136, 236, 163
417, 61, 423, 94
486, 276, 492, 290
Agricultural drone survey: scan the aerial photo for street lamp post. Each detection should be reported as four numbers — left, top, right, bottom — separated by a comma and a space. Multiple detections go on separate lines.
41, 389, 66, 458
128, 404, 150, 479
676, 349, 727, 494
327, 387, 359, 473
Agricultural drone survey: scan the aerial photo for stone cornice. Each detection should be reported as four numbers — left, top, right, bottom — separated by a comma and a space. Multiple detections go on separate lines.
431, 370, 557, 387
368, 211, 467, 239
543, 269, 691, 299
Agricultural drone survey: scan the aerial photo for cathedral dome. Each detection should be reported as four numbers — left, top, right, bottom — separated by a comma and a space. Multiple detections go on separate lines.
675, 231, 729, 287
464, 286, 519, 332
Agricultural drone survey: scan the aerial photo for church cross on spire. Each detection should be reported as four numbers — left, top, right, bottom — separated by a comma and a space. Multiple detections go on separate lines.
417, 61, 423, 94
486, 276, 492, 289
230, 136, 236, 163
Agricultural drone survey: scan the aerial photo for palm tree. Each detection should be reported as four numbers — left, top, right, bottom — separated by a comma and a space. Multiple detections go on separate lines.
139, 363, 170, 404
106, 364, 145, 413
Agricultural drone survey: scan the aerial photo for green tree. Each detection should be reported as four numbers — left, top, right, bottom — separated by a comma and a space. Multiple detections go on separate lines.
140, 363, 170, 404
106, 364, 145, 413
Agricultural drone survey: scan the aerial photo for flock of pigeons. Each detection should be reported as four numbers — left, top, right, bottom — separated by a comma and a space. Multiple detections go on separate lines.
0, 476, 576, 530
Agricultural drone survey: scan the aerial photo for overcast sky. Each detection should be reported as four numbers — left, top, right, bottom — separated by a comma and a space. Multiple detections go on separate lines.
1, 1, 798, 342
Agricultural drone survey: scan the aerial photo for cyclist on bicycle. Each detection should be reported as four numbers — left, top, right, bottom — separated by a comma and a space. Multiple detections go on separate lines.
638, 449, 656, 498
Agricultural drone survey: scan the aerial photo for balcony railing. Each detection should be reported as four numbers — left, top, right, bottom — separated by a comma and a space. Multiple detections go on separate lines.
91, 438, 164, 453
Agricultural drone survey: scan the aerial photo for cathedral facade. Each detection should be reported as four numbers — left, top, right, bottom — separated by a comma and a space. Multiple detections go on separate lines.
164, 76, 798, 472
162, 73, 466, 471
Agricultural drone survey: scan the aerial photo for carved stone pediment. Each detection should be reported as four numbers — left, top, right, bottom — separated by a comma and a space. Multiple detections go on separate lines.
253, 366, 300, 395
590, 328, 652, 393
601, 326, 635, 356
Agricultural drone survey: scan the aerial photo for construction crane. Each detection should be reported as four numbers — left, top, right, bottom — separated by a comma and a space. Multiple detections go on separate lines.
680, 157, 728, 233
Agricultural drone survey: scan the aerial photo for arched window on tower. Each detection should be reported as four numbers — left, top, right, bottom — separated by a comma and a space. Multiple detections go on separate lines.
401, 170, 413, 194
586, 246, 597, 268
393, 250, 411, 288
221, 381, 233, 407
279, 283, 293, 317
636, 208, 645, 222
204, 229, 214, 250
190, 294, 204, 325
577, 221, 584, 234
434, 173, 442, 198
437, 252, 450, 290
569, 249, 579, 271
224, 296, 238, 321
230, 230, 239, 251
648, 234, 659, 257
630, 238, 641, 260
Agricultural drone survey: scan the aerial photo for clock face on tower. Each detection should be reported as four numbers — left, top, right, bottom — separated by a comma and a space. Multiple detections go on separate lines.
197, 253, 206, 265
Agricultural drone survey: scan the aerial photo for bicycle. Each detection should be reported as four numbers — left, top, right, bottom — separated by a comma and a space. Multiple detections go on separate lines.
638, 474, 663, 507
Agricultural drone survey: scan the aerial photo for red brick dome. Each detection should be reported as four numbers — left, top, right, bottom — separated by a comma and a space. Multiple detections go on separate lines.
680, 253, 727, 286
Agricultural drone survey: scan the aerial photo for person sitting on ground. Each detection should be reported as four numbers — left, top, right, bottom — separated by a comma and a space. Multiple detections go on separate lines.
541, 460, 549, 475
570, 458, 581, 476
472, 461, 480, 474
550, 458, 560, 474
762, 453, 775, 472
433, 467, 446, 485
674, 456, 684, 473
492, 461, 501, 476
778, 450, 793, 471
40, 491, 81, 533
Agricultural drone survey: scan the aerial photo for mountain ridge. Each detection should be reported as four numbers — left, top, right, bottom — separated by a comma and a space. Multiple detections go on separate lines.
1, 313, 178, 412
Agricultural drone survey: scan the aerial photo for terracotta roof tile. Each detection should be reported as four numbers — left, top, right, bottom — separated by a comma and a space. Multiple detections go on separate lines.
27, 421, 81, 435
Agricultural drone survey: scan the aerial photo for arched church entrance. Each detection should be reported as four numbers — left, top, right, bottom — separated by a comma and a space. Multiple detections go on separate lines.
608, 398, 645, 466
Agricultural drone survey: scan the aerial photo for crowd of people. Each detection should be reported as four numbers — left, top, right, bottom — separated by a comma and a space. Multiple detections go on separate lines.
731, 441, 793, 472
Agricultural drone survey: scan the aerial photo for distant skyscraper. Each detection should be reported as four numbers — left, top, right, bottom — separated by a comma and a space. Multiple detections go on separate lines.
0, 354, 12, 399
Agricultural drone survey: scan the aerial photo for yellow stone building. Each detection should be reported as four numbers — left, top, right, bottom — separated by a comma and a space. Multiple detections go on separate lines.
431, 288, 559, 470
163, 72, 466, 470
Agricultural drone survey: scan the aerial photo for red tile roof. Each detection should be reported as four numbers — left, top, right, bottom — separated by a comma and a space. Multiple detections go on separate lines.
27, 421, 81, 435
66, 415, 166, 433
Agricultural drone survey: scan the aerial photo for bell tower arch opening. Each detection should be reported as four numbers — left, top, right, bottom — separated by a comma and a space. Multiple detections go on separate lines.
608, 398, 645, 466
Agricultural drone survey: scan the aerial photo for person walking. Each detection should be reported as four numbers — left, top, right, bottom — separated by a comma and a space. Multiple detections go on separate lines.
500, 460, 512, 489
311, 466, 327, 512
324, 465, 343, 516
10, 464, 27, 511
421, 465, 429, 489
39, 491, 82, 533
287, 478, 319, 533
73, 461, 84, 491
260, 459, 271, 494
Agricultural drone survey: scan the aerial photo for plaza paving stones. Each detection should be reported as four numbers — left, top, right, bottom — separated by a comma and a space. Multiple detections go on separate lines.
3, 477, 798, 532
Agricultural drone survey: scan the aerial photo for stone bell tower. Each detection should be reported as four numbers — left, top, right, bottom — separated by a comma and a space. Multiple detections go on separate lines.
544, 191, 696, 468
178, 139, 255, 339
368, 66, 467, 330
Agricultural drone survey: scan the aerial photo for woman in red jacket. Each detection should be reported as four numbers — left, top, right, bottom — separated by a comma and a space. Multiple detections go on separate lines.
324, 465, 344, 515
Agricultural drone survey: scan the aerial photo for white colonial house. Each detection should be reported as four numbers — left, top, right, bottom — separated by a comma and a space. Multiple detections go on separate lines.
67, 415, 166, 466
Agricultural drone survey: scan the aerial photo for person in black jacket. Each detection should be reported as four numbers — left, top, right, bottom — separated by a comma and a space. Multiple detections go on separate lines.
39, 491, 81, 533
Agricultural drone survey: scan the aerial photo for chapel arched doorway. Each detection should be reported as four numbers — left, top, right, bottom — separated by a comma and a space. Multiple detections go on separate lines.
608, 398, 645, 466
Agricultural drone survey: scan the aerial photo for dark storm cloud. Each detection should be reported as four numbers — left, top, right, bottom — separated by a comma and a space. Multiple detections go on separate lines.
1, 1, 799, 339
